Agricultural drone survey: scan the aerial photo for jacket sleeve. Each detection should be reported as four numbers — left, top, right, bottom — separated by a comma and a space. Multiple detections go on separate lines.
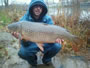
46, 16, 54, 25
20, 11, 30, 21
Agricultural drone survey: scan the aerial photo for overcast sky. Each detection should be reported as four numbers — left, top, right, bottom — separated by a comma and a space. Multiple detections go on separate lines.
0, 0, 59, 6
9, 0, 59, 4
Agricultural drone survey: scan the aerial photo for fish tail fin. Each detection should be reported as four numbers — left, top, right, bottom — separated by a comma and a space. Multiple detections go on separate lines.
72, 36, 83, 45
71, 36, 84, 52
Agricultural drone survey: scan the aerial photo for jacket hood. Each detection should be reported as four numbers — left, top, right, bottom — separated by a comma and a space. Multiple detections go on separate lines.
28, 0, 48, 20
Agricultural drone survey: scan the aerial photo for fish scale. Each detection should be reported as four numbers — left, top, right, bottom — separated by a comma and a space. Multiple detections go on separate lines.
7, 21, 83, 51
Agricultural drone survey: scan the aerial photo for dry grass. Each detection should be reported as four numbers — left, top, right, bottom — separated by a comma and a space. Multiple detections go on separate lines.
52, 13, 89, 54
0, 8, 25, 31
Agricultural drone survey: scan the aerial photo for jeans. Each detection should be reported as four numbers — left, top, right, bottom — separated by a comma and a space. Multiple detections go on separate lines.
18, 41, 62, 66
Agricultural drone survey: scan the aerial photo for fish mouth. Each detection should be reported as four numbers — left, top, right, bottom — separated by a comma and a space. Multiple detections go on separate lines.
5, 26, 10, 33
6, 25, 13, 33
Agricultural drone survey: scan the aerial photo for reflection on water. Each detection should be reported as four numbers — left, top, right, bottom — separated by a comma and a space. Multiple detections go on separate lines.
48, 6, 90, 21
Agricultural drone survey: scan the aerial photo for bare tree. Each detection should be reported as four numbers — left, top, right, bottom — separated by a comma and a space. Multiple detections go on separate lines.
0, 0, 9, 7
4, 0, 9, 7
72, 0, 80, 22
53, 0, 54, 4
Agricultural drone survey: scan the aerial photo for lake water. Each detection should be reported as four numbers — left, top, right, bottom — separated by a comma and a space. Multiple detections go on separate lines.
48, 6, 90, 21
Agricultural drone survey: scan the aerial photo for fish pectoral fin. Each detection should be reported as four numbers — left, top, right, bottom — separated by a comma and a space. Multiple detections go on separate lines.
36, 43, 44, 51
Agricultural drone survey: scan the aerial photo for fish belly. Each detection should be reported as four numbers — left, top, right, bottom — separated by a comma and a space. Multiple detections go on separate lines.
22, 31, 59, 43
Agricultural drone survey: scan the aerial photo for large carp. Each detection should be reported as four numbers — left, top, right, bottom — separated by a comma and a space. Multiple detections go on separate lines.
7, 21, 82, 51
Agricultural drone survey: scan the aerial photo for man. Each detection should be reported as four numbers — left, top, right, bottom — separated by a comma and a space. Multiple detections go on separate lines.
12, 0, 63, 68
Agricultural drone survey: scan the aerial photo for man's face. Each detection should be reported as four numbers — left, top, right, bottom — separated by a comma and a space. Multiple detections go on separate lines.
33, 5, 43, 16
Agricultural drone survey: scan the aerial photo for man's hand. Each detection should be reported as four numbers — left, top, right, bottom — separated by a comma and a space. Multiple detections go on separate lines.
55, 38, 64, 45
12, 32, 24, 40
12, 32, 19, 39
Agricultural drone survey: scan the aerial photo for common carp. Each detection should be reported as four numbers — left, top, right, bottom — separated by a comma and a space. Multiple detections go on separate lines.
7, 21, 82, 51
